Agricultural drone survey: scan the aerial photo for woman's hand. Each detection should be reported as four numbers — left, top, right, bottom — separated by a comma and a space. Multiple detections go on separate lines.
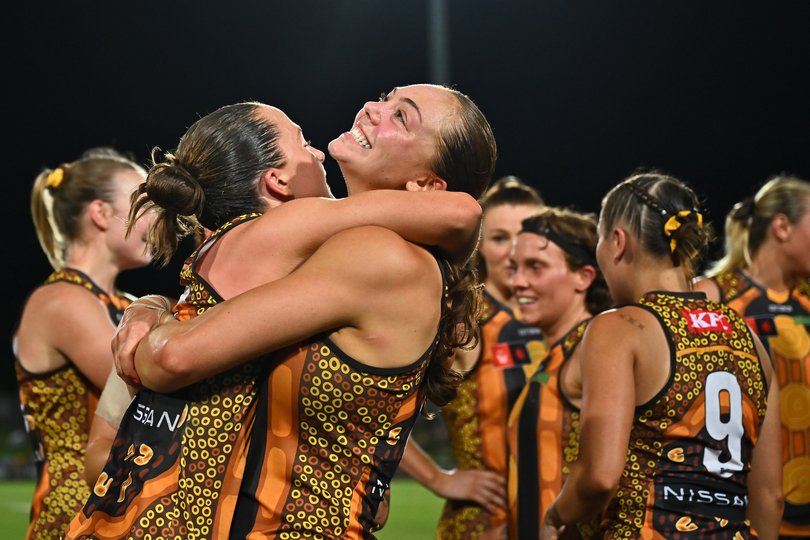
433, 468, 506, 513
540, 507, 567, 540
111, 295, 172, 386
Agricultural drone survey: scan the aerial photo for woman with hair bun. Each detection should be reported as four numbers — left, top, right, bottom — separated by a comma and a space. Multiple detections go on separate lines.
695, 174, 810, 539
542, 172, 783, 539
69, 84, 497, 539
14, 148, 153, 539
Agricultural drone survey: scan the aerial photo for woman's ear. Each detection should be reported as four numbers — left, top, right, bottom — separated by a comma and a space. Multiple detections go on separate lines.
574, 264, 597, 293
260, 168, 294, 202
88, 199, 111, 231
771, 213, 791, 242
405, 175, 447, 192
612, 227, 629, 263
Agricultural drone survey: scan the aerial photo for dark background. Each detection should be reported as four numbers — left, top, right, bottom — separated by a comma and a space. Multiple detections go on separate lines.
4, 1, 810, 398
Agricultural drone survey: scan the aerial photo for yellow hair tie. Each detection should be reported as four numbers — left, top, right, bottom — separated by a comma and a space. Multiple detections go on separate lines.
45, 168, 64, 189
663, 209, 703, 252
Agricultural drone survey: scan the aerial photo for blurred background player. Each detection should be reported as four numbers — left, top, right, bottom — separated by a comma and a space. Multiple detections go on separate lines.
399, 175, 547, 539
507, 206, 612, 539
695, 174, 810, 539
14, 148, 153, 539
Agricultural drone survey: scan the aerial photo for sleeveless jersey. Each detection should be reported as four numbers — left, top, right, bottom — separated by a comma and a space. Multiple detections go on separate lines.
228, 256, 451, 539
437, 290, 547, 539
507, 319, 598, 540
712, 270, 810, 537
604, 291, 767, 539
16, 268, 132, 540
66, 214, 265, 540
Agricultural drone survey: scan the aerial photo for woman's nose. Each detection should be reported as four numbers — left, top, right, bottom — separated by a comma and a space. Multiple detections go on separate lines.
310, 146, 325, 162
510, 267, 526, 289
363, 101, 382, 124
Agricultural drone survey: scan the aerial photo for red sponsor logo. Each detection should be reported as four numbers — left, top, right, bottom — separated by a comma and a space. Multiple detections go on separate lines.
491, 343, 515, 368
682, 309, 732, 334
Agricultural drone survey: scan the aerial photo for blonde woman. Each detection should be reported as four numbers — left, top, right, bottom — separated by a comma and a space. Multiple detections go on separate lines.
14, 148, 153, 539
695, 174, 810, 539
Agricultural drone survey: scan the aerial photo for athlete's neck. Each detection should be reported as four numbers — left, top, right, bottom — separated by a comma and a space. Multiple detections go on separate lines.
747, 240, 796, 292
484, 279, 516, 310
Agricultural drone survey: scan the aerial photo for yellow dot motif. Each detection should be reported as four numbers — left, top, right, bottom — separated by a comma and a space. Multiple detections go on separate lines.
70, 215, 270, 538
275, 340, 429, 537
18, 268, 133, 539
603, 292, 766, 538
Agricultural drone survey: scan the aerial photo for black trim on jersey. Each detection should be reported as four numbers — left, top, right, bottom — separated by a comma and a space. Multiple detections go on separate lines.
51, 266, 127, 324
230, 370, 270, 539
623, 301, 678, 411
516, 382, 541, 540
186, 213, 263, 305
555, 319, 592, 412
14, 360, 72, 380
644, 289, 707, 301
320, 334, 432, 377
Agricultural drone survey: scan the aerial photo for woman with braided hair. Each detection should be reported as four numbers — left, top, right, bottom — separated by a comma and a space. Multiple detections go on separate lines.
541, 172, 783, 539
14, 147, 154, 539
694, 174, 810, 539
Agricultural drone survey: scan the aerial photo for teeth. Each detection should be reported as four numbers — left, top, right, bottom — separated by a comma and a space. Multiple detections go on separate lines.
350, 126, 371, 149
517, 297, 534, 304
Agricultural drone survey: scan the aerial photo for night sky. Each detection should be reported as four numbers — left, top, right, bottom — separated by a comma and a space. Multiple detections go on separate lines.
5, 2, 810, 393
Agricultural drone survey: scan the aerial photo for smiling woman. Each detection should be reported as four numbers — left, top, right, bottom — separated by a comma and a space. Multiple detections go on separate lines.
397, 176, 548, 540
68, 84, 497, 540
329, 86, 455, 193
506, 206, 611, 539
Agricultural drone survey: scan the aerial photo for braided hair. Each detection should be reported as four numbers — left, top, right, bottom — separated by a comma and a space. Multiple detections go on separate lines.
600, 172, 713, 281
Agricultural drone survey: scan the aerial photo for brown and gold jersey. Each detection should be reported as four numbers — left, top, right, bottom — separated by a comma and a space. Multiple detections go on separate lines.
437, 290, 547, 539
16, 268, 131, 540
507, 319, 593, 540
713, 270, 810, 537
67, 214, 265, 540
229, 335, 431, 539
604, 291, 767, 539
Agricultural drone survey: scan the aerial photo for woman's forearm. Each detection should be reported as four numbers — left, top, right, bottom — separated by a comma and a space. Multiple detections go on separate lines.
548, 462, 616, 527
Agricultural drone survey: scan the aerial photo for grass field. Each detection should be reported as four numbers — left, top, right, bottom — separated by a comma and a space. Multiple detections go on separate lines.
0, 477, 443, 539
0, 480, 33, 539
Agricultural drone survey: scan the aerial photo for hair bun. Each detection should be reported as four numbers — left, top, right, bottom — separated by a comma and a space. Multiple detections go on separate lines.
145, 160, 206, 217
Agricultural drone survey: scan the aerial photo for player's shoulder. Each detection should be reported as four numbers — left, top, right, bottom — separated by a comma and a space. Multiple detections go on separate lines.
590, 304, 658, 330
322, 226, 434, 279
26, 279, 101, 314
327, 225, 422, 256
692, 275, 721, 302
